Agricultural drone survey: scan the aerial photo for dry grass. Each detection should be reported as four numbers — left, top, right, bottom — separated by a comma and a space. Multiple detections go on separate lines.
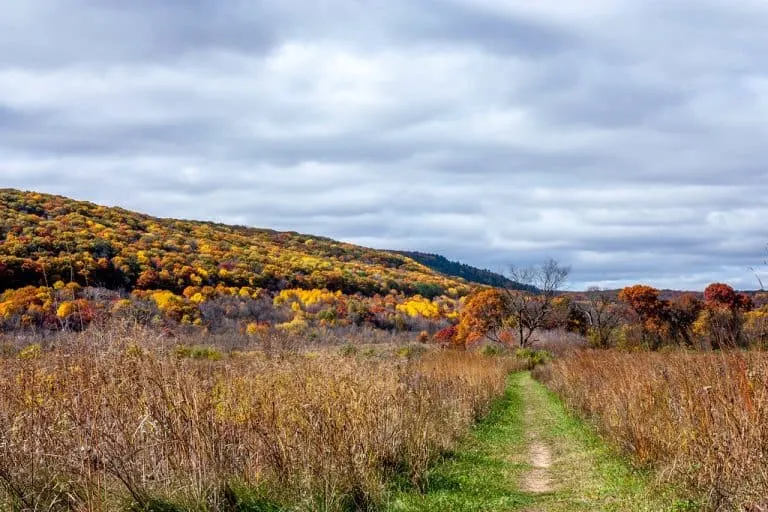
530, 328, 587, 357
535, 350, 768, 510
0, 326, 519, 511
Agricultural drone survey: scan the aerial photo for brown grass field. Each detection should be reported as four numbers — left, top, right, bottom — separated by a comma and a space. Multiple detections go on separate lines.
535, 350, 768, 510
6, 321, 768, 511
0, 326, 520, 511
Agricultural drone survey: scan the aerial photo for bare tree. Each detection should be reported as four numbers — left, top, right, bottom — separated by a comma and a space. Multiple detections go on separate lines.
749, 243, 767, 291
577, 287, 622, 348
503, 258, 570, 347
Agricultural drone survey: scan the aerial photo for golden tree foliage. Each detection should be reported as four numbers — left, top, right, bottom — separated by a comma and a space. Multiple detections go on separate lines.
396, 296, 441, 319
0, 189, 470, 298
274, 288, 342, 308
0, 189, 477, 331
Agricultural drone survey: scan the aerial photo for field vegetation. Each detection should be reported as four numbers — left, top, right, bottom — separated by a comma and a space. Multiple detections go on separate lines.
0, 324, 521, 511
5, 188, 768, 511
535, 350, 768, 510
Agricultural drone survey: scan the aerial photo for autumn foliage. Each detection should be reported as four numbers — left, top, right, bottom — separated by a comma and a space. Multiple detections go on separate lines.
704, 282, 752, 311
0, 189, 470, 298
456, 289, 511, 346
0, 189, 471, 334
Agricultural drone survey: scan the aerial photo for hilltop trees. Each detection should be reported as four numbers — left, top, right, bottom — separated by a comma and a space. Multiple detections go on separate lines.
0, 189, 483, 334
0, 189, 473, 298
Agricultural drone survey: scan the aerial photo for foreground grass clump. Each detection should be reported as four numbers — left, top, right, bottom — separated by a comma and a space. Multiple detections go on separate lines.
0, 337, 517, 511
535, 350, 768, 510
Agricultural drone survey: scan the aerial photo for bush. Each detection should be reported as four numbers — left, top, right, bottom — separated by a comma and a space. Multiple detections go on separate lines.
339, 342, 358, 357
18, 343, 42, 360
395, 344, 427, 360
479, 344, 506, 357
172, 344, 223, 361
514, 348, 551, 370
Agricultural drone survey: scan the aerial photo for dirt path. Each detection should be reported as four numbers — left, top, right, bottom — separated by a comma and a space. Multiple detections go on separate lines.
521, 441, 553, 494
389, 372, 688, 512
520, 376, 556, 495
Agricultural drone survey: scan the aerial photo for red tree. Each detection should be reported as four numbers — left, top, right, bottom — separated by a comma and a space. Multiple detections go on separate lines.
704, 283, 752, 312
618, 285, 668, 349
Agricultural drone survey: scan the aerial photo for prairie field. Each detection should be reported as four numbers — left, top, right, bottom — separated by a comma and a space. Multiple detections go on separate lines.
535, 350, 768, 510
4, 319, 768, 511
0, 326, 520, 511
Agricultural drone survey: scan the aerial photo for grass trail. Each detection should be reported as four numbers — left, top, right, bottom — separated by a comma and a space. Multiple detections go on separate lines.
387, 372, 694, 512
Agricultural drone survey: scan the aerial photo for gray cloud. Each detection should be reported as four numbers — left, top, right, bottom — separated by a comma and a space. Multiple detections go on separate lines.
1, 0, 767, 290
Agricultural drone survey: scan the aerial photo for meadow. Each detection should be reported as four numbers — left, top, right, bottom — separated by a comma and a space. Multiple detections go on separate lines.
4, 189, 768, 511
7, 323, 768, 511
0, 325, 520, 512
535, 350, 768, 510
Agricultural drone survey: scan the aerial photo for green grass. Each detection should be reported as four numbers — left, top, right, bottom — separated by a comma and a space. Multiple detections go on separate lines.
520, 373, 697, 511
386, 373, 533, 512
134, 372, 697, 512
387, 372, 699, 512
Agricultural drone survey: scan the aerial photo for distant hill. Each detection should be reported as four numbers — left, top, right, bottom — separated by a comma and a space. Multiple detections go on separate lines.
0, 189, 472, 298
395, 251, 538, 292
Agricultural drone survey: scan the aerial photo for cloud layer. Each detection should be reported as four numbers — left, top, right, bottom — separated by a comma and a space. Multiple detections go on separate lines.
2, 0, 767, 289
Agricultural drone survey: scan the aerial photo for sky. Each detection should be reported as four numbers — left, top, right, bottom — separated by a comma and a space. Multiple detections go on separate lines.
1, 0, 767, 290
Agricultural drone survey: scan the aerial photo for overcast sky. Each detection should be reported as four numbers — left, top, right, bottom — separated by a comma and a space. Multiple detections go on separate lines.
1, 0, 767, 290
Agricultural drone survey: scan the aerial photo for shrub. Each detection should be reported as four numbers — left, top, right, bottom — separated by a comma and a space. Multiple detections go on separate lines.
433, 325, 458, 345
172, 344, 223, 361
395, 344, 427, 360
18, 343, 41, 360
479, 344, 505, 357
514, 348, 551, 370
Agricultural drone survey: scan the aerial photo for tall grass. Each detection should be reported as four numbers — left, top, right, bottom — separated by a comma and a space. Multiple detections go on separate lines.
0, 329, 517, 511
535, 350, 768, 510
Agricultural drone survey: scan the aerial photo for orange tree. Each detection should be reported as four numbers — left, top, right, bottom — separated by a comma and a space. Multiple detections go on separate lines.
456, 288, 511, 347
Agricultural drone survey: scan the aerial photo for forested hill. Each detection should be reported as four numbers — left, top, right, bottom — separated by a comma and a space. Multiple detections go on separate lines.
396, 251, 537, 292
0, 189, 471, 297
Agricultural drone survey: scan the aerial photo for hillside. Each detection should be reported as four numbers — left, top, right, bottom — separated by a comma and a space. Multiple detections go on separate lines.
0, 189, 471, 298
397, 251, 537, 292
